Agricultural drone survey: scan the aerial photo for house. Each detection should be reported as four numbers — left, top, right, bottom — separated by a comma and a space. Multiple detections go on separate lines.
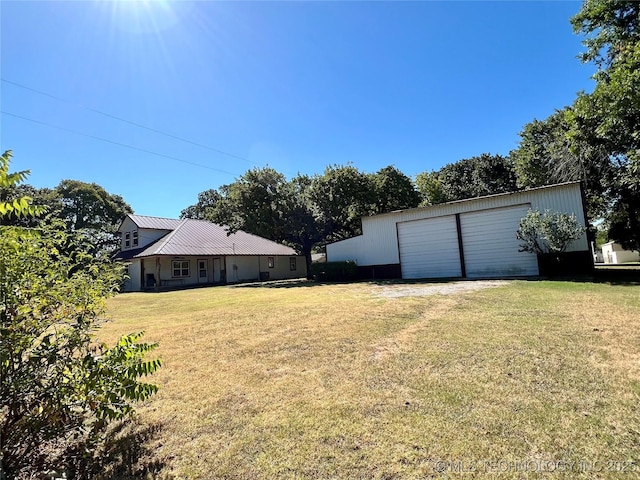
114, 214, 306, 291
601, 241, 640, 264
327, 182, 592, 279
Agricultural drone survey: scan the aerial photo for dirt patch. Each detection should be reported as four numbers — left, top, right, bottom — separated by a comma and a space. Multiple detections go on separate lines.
371, 280, 510, 298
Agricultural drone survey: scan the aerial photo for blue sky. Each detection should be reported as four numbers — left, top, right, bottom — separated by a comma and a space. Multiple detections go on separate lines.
1, 0, 595, 219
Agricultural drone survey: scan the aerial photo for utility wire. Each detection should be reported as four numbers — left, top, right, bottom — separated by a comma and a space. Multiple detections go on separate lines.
1, 110, 239, 176
1, 78, 263, 168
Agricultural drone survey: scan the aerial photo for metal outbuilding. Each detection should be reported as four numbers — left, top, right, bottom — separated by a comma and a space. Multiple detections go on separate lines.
327, 182, 592, 279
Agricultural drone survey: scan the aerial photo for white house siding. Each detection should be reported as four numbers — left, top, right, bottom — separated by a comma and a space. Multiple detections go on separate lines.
126, 260, 141, 291
225, 256, 261, 283
118, 217, 172, 252
122, 255, 306, 291
602, 242, 640, 264
257, 255, 306, 280
397, 216, 461, 279
327, 183, 589, 277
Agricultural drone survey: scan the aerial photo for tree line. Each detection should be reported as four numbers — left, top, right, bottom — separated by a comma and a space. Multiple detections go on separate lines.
179, 157, 518, 274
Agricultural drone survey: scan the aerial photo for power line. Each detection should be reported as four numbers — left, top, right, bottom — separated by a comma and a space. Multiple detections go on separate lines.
1, 78, 262, 167
1, 110, 240, 177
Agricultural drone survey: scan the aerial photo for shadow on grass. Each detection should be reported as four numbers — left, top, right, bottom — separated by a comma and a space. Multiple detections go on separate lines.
136, 267, 640, 293
65, 419, 169, 480
235, 271, 640, 289
567, 268, 640, 286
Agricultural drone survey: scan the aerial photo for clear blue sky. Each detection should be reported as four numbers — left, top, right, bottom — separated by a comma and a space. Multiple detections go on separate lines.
1, 0, 595, 219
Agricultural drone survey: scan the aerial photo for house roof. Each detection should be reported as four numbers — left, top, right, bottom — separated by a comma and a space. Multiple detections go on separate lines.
120, 214, 184, 232
118, 214, 297, 258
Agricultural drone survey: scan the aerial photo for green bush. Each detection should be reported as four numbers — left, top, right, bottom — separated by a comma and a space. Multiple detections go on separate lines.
0, 151, 161, 478
311, 261, 358, 281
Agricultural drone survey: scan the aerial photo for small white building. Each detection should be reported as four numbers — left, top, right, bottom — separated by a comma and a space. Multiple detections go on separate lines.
327, 182, 592, 279
601, 241, 640, 264
115, 214, 306, 291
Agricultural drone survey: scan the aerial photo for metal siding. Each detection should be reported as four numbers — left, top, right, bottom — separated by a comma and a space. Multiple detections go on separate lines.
357, 183, 588, 266
529, 184, 589, 252
460, 205, 539, 278
397, 216, 462, 279
360, 220, 402, 265
326, 236, 365, 263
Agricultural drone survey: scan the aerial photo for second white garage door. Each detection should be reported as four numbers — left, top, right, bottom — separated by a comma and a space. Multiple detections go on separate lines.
397, 216, 462, 279
460, 205, 539, 278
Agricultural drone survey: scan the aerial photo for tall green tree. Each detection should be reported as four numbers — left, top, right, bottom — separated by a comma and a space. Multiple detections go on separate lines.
209, 167, 289, 242
203, 167, 322, 278
370, 166, 421, 213
568, 0, 640, 248
415, 170, 448, 206
281, 174, 324, 275
54, 180, 133, 255
511, 108, 612, 220
417, 154, 518, 205
309, 164, 375, 242
179, 188, 222, 220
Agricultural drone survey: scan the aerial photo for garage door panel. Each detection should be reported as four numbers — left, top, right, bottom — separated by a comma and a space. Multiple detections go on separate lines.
461, 205, 538, 278
398, 216, 462, 279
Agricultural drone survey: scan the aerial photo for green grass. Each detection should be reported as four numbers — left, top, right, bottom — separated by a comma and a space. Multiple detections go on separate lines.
100, 280, 640, 479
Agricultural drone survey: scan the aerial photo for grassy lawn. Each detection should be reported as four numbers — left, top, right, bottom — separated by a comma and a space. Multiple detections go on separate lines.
100, 279, 640, 479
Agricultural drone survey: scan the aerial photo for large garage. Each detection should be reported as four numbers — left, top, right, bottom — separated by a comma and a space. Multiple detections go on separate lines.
397, 215, 461, 279
327, 182, 592, 280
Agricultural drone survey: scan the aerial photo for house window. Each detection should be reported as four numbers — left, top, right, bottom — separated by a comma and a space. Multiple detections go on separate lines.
172, 260, 190, 278
124, 232, 131, 248
132, 231, 139, 247
268, 257, 274, 268
289, 257, 297, 271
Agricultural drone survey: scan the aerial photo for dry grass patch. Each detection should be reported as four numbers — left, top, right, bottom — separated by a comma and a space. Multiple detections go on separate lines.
100, 279, 640, 479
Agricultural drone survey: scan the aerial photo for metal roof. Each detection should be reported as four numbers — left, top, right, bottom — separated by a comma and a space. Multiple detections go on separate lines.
128, 214, 184, 230
125, 216, 297, 258
374, 181, 583, 219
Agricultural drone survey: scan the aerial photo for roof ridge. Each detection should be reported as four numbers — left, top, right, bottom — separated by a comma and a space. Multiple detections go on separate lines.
130, 213, 180, 221
151, 219, 188, 254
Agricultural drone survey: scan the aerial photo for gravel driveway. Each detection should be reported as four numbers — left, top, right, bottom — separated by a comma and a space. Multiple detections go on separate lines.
371, 280, 510, 298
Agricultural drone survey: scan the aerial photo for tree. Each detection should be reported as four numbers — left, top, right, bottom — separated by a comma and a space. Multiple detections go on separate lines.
370, 166, 421, 213
418, 154, 518, 204
415, 170, 448, 206
567, 0, 640, 248
0, 151, 160, 477
203, 168, 322, 278
570, 0, 640, 68
309, 164, 375, 241
208, 167, 290, 242
280, 174, 324, 276
516, 209, 586, 255
180, 189, 222, 220
511, 108, 612, 220
53, 180, 133, 256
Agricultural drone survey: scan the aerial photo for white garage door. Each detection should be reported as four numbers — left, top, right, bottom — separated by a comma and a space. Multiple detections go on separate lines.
460, 205, 538, 278
397, 216, 462, 279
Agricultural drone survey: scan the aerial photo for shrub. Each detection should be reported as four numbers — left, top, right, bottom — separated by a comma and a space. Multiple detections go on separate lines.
516, 209, 586, 255
311, 261, 358, 281
0, 151, 161, 478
